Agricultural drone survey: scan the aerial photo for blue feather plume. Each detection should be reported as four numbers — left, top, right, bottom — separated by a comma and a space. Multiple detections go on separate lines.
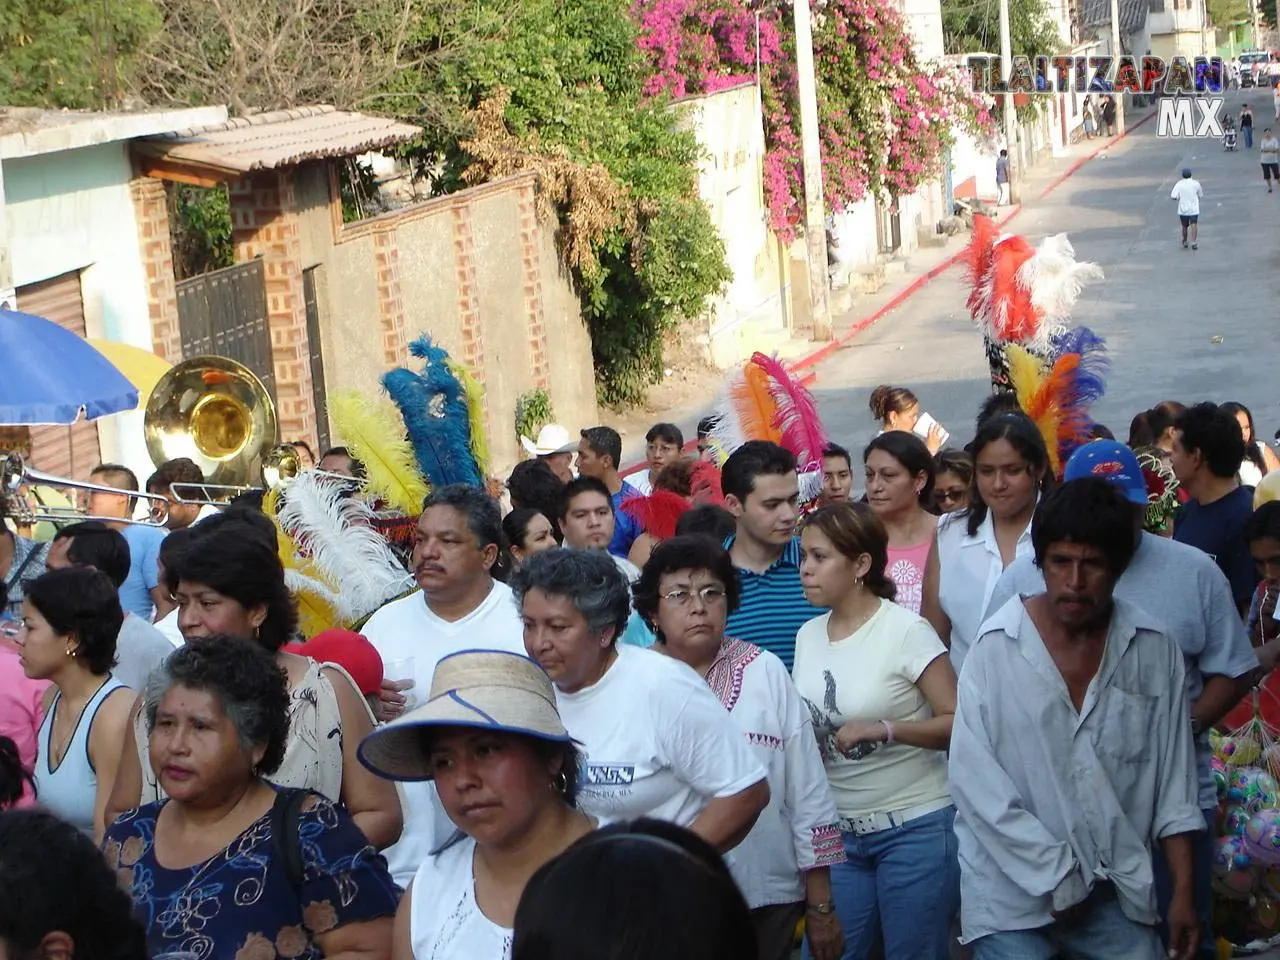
1051, 325, 1111, 467
381, 335, 483, 490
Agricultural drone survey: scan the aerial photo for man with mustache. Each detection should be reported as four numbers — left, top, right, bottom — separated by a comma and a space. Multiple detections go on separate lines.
360, 483, 524, 886
949, 478, 1204, 960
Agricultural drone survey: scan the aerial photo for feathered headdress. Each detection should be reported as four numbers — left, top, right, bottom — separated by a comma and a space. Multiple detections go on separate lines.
328, 390, 429, 515
263, 488, 343, 639
276, 471, 415, 624
1135, 448, 1180, 534
1005, 343, 1102, 478
382, 335, 485, 490
620, 490, 690, 542
707, 353, 829, 491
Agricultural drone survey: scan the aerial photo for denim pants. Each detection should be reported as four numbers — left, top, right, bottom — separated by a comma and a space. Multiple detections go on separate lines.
803, 805, 960, 960
1245, 126, 1255, 148
971, 883, 1162, 960
1153, 809, 1214, 959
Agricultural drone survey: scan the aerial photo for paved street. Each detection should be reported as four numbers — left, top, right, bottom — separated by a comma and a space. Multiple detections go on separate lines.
811, 92, 1280, 459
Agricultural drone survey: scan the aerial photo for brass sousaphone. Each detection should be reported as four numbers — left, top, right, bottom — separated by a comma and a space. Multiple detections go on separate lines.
143, 356, 280, 500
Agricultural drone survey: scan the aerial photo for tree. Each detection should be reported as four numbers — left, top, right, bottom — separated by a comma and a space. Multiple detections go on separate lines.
0, 0, 160, 108
940, 0, 1063, 59
1205, 0, 1250, 37
131, 0, 446, 116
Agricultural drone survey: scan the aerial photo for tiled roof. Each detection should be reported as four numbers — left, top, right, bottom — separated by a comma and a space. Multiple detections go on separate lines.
138, 105, 421, 173
1080, 0, 1148, 33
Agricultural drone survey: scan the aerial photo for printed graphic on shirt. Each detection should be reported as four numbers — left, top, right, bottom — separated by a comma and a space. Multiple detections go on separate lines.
803, 669, 878, 762
889, 558, 924, 613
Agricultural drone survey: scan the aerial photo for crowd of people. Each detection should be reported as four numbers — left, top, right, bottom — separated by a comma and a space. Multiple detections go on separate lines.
1, 385, 1278, 960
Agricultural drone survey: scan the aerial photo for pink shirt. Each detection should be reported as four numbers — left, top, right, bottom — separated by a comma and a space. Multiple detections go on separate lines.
887, 538, 934, 615
0, 640, 50, 807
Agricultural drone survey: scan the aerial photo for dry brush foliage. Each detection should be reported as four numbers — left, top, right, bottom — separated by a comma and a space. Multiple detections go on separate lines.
459, 88, 637, 277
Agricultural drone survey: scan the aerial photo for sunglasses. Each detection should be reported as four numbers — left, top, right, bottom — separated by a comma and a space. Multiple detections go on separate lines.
936, 489, 968, 503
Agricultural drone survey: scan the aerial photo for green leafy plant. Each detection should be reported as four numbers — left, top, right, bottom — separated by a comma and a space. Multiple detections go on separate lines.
515, 389, 554, 443
170, 184, 235, 280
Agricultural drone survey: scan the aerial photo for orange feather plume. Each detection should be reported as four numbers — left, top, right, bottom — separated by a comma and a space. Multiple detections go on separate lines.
731, 361, 784, 446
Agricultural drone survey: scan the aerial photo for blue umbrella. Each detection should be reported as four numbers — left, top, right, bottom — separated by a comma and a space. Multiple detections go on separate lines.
0, 308, 139, 425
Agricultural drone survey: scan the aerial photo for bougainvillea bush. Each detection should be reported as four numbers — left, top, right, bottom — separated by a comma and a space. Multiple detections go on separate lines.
634, 0, 995, 241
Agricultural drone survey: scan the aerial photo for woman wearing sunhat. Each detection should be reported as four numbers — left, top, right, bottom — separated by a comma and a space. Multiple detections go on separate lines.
359, 649, 599, 960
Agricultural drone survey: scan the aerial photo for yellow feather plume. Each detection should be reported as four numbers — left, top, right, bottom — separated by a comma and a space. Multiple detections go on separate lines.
264, 489, 342, 638
329, 390, 429, 515
1005, 345, 1062, 475
447, 359, 492, 478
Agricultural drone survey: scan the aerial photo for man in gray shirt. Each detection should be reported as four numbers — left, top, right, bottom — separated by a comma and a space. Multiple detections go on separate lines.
953, 478, 1204, 959
985, 440, 1256, 957
45, 521, 173, 692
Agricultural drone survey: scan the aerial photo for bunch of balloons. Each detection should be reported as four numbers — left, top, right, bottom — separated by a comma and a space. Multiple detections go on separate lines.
1211, 733, 1280, 943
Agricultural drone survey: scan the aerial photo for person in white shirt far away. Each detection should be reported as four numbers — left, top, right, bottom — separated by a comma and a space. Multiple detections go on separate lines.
361, 483, 526, 886
1171, 167, 1203, 249
985, 439, 1257, 955
512, 548, 770, 853
627, 422, 685, 496
639, 534, 845, 960
519, 424, 577, 484
44, 523, 173, 693
950, 478, 1204, 960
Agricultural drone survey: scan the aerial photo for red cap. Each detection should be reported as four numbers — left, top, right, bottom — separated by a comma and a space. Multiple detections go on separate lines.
288, 630, 383, 696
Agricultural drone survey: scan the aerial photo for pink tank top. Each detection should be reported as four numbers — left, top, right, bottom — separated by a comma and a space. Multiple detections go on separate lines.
887, 537, 933, 615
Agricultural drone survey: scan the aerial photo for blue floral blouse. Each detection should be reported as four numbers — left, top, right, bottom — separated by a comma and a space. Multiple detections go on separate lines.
102, 791, 400, 960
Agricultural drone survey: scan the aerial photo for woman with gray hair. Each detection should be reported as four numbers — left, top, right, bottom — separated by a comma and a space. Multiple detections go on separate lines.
103, 636, 400, 960
511, 549, 769, 853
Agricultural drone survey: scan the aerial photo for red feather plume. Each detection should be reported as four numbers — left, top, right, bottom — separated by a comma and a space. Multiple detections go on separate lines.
989, 237, 1040, 342
963, 215, 999, 321
620, 489, 691, 541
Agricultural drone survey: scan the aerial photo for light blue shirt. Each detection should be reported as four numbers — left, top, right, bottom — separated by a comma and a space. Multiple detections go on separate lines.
120, 524, 166, 621
986, 532, 1258, 810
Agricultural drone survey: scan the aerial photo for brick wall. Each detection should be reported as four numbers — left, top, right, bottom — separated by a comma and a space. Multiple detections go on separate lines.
372, 227, 408, 367
516, 182, 551, 391
228, 172, 317, 447
128, 177, 183, 363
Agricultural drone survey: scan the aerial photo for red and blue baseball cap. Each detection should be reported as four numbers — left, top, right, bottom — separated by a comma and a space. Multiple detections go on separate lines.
1063, 440, 1148, 506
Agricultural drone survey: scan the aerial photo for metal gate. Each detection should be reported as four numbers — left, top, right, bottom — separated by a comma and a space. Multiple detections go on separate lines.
876, 197, 902, 255
17, 271, 102, 479
302, 268, 330, 453
175, 259, 277, 404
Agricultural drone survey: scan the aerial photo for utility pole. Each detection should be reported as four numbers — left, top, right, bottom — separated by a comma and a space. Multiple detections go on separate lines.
999, 0, 1021, 203
793, 0, 832, 340
1111, 0, 1126, 134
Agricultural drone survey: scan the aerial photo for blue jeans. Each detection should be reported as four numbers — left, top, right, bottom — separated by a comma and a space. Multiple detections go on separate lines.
972, 883, 1162, 960
1153, 809, 1214, 958
804, 805, 960, 960
1245, 126, 1255, 148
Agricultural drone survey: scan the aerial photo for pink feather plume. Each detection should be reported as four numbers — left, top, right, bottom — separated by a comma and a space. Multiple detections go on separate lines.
749, 352, 829, 471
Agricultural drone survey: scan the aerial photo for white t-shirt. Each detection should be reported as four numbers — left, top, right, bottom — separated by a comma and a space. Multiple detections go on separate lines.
792, 600, 951, 819
361, 581, 526, 886
114, 614, 177, 692
554, 644, 767, 825
409, 837, 512, 960
612, 553, 641, 582
1171, 178, 1203, 216
155, 608, 184, 648
627, 471, 654, 496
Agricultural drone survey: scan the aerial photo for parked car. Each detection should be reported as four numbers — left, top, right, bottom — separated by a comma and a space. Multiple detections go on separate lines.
1241, 51, 1270, 87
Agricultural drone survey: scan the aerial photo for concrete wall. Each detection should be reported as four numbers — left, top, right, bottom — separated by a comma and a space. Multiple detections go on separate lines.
673, 83, 793, 368
292, 165, 598, 477
3, 143, 156, 478
1149, 5, 1211, 58
898, 0, 946, 59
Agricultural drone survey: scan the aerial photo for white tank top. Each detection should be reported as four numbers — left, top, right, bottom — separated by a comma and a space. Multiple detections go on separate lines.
36, 675, 126, 836
410, 837, 513, 960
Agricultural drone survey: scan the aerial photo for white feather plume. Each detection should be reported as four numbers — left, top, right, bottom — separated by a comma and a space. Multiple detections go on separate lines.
706, 371, 748, 467
283, 568, 343, 610
1017, 233, 1104, 326
278, 471, 415, 622
798, 468, 824, 504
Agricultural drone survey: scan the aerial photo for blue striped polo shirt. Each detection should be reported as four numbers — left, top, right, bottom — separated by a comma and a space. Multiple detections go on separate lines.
723, 536, 824, 671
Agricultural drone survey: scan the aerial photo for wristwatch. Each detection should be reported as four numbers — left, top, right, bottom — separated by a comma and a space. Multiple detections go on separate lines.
807, 901, 835, 915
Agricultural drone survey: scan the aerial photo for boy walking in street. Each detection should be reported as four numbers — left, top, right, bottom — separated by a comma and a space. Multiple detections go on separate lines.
1171, 168, 1203, 250
995, 149, 1010, 205
1262, 128, 1280, 191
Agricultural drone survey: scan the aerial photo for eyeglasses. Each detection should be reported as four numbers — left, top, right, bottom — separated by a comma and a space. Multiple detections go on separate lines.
660, 586, 727, 607
937, 489, 968, 503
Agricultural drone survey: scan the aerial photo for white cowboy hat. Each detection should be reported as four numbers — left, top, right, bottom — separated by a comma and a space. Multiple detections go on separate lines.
357, 650, 571, 782
521, 424, 576, 457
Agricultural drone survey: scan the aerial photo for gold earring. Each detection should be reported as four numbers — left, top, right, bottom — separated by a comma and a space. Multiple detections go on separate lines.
65, 647, 77, 658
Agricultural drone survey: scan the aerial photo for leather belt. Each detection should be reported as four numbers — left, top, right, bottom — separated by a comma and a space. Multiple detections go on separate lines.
838, 797, 953, 837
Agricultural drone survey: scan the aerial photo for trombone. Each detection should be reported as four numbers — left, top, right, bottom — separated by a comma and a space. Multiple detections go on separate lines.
1, 454, 170, 528
168, 444, 304, 505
